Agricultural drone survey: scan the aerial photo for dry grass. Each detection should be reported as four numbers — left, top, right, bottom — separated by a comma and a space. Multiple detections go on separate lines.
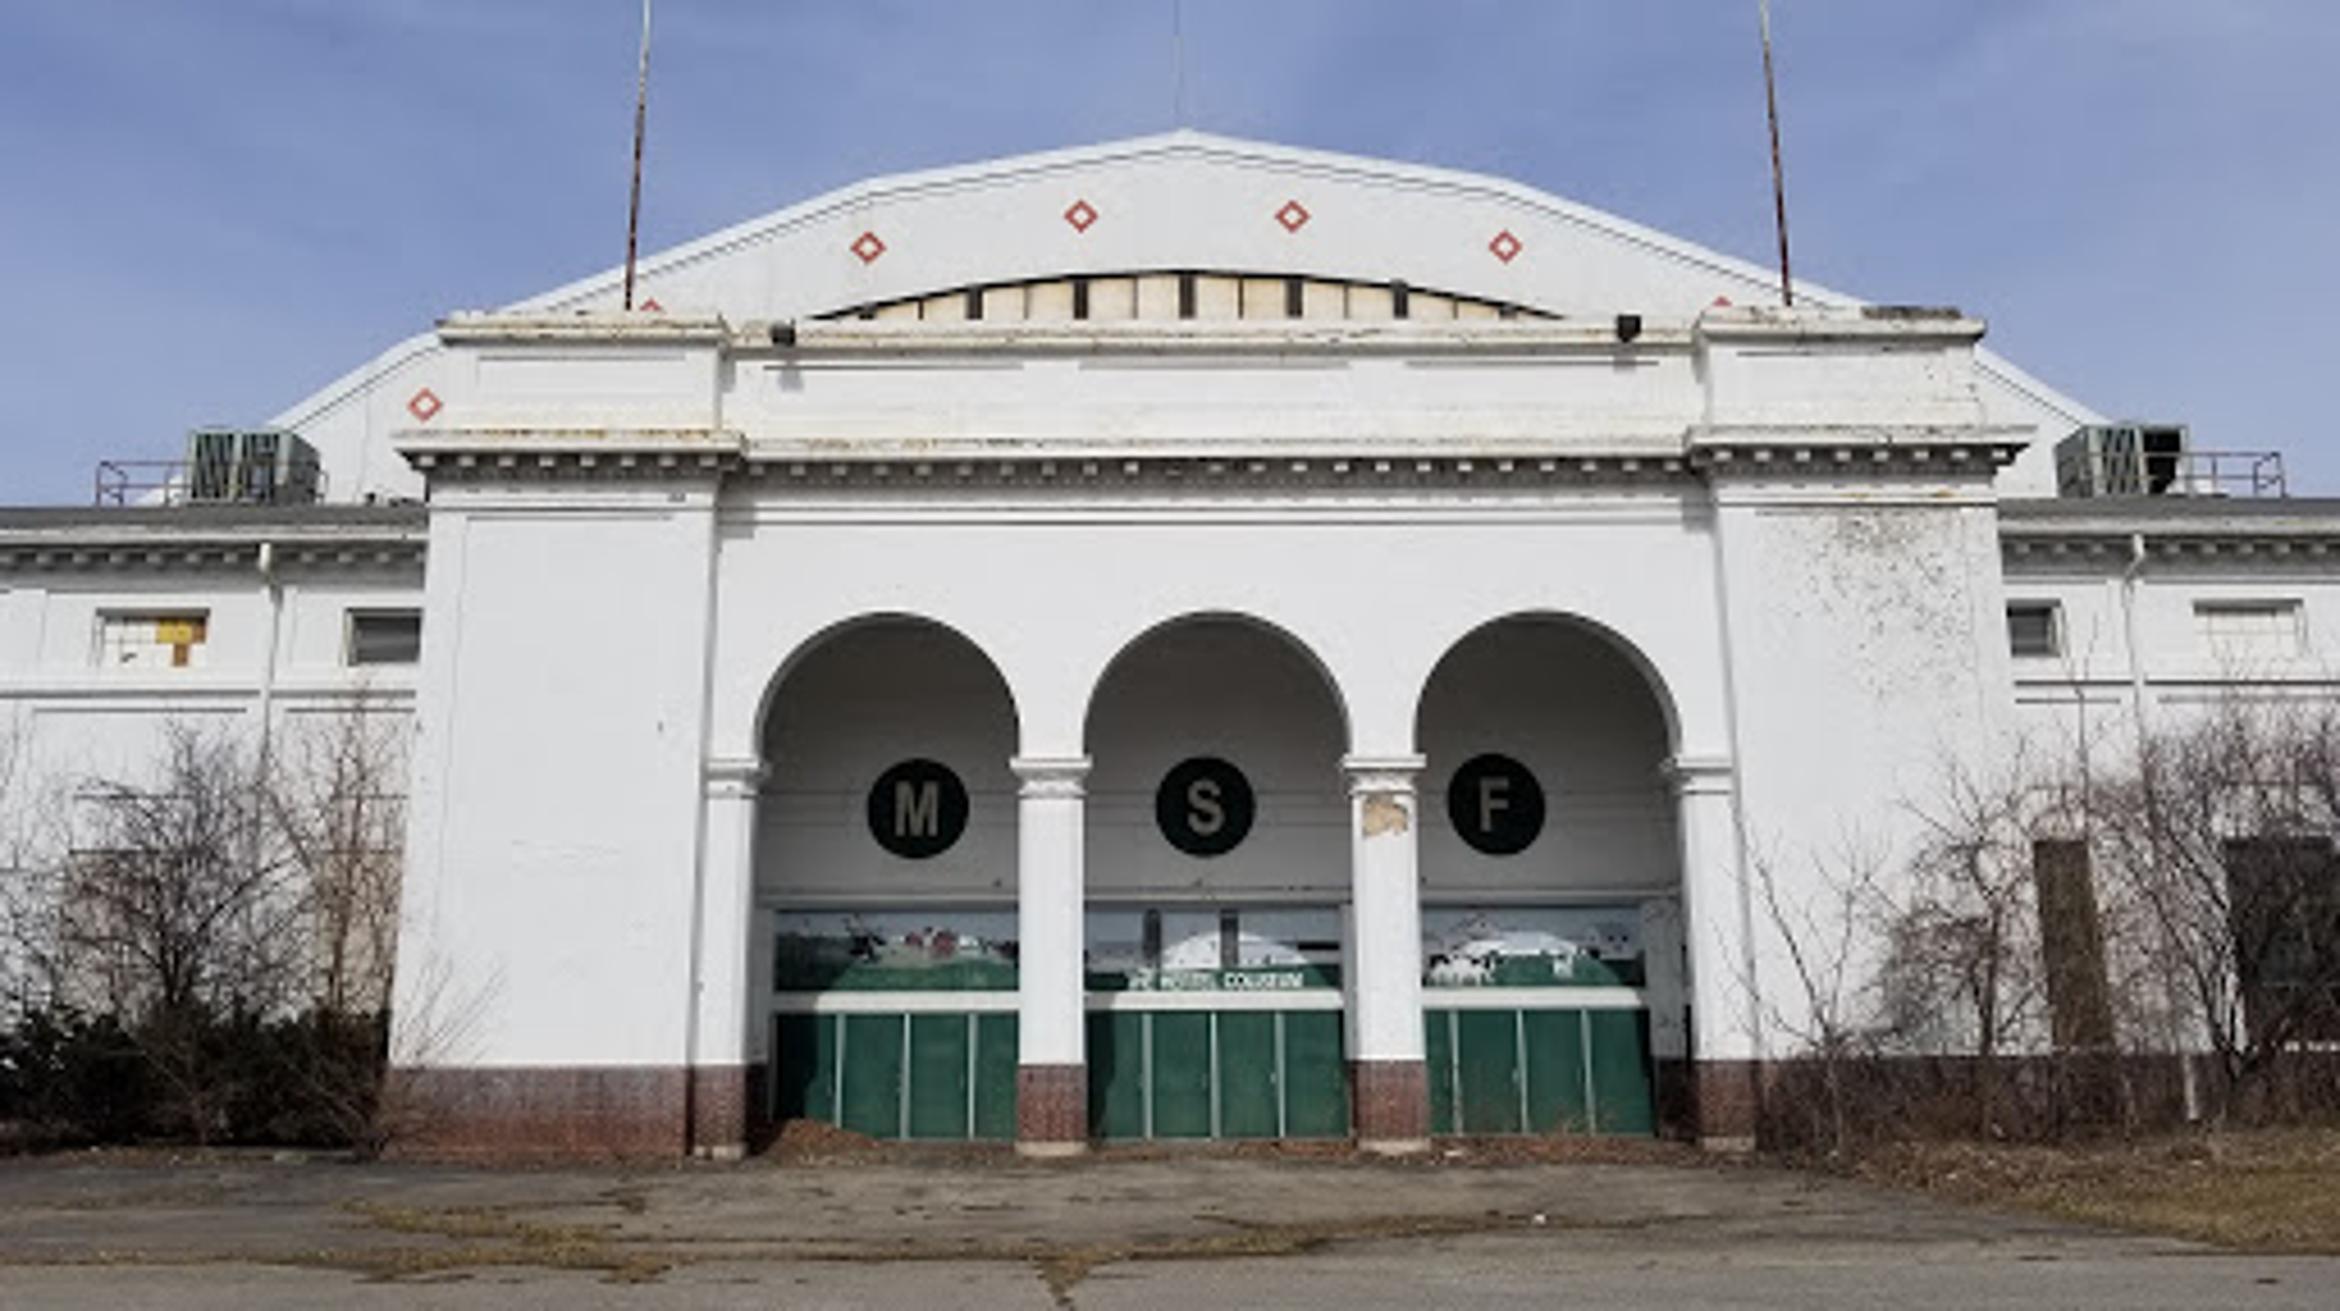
1855, 1128, 2340, 1254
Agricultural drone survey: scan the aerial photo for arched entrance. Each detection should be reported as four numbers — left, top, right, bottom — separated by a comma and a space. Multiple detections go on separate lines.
759, 617, 1021, 1141
1080, 615, 1352, 1140
1414, 615, 1678, 1136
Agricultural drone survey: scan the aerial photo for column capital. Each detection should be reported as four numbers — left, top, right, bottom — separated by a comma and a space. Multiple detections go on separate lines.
1341, 753, 1427, 797
703, 756, 768, 799
1662, 754, 1736, 797
1011, 755, 1092, 799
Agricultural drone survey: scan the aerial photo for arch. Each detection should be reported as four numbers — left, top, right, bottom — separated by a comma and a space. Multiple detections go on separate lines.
1409, 610, 1682, 757
752, 610, 1022, 761
1079, 609, 1352, 752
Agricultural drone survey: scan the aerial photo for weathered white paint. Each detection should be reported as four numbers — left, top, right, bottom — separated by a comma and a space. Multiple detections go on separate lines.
13, 136, 2339, 1149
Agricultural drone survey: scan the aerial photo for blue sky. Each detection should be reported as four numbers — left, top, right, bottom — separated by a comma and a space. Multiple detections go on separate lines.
3, 1, 2335, 502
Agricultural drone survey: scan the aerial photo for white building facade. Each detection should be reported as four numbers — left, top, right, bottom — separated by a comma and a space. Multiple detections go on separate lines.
6, 135, 2332, 1157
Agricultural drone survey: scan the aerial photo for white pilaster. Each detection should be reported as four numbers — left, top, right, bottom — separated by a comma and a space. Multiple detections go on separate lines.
1343, 755, 1427, 1065
691, 757, 766, 1070
1665, 756, 1757, 1066
1013, 755, 1091, 1070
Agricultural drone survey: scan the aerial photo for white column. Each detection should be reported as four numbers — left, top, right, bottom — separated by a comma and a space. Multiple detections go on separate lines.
688, 755, 764, 1159
1666, 754, 1759, 1147
1344, 754, 1428, 1150
1013, 755, 1091, 1067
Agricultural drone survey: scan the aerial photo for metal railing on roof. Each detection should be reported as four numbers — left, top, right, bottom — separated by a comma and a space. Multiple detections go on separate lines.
94, 460, 332, 508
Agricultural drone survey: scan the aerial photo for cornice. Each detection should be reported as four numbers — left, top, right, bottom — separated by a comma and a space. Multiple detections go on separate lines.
398, 430, 743, 484
1998, 499, 2340, 564
0, 512, 427, 577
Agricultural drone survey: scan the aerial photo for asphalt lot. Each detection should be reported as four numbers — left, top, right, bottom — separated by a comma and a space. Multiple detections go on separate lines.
1, 1146, 2334, 1308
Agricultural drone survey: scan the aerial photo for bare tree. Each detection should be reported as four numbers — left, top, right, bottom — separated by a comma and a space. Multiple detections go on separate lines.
2096, 695, 2340, 1122
1875, 748, 2080, 1136
271, 702, 407, 1018
48, 723, 307, 1139
1745, 836, 1889, 1156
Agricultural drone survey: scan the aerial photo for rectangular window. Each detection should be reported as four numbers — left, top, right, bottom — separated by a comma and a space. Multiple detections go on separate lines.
2198, 599, 2304, 661
2033, 840, 2115, 1051
2224, 837, 2340, 1044
347, 609, 423, 666
96, 611, 208, 670
2006, 601, 2062, 660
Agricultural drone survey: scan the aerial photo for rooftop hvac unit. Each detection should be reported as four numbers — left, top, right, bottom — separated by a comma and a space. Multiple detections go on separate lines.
181, 428, 322, 505
2054, 424, 2188, 499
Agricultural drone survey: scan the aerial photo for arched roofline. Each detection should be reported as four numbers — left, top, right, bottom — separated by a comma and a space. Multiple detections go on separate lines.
1080, 609, 1352, 752
515, 130, 1823, 322
266, 130, 2100, 479
1411, 611, 1683, 755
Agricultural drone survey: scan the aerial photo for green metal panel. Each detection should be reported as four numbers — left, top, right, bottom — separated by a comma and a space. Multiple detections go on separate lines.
1588, 1009, 1656, 1136
1521, 1009, 1591, 1134
839, 1013, 906, 1139
972, 1013, 1018, 1141
1088, 1011, 1147, 1140
773, 1012, 836, 1125
1216, 1012, 1280, 1138
1150, 1012, 1214, 1138
1424, 1010, 1457, 1135
1455, 1009, 1524, 1135
1280, 1010, 1350, 1138
907, 1013, 972, 1140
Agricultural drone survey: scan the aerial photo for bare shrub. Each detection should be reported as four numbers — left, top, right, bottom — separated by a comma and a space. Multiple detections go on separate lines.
2096, 696, 2340, 1123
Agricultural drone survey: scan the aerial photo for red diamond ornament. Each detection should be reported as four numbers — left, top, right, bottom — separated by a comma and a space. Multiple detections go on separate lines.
1275, 199, 1311, 233
638, 296, 663, 312
406, 388, 442, 423
1488, 229, 1524, 264
1063, 199, 1098, 233
850, 230, 887, 264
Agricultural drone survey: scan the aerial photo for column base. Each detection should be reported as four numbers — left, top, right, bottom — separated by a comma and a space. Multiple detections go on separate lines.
1016, 1063, 1087, 1149
687, 1063, 755, 1160
1692, 1058, 1762, 1151
1351, 1058, 1429, 1152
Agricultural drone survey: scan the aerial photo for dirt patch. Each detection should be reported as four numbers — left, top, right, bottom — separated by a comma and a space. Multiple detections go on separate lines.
1853, 1128, 2340, 1254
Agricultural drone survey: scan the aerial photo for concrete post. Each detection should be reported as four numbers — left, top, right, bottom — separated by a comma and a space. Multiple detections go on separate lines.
1666, 755, 1760, 1151
688, 756, 765, 1159
1012, 755, 1091, 1155
1343, 754, 1429, 1154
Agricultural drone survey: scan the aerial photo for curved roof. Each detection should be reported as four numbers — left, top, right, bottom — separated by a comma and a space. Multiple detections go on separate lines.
274, 131, 2097, 498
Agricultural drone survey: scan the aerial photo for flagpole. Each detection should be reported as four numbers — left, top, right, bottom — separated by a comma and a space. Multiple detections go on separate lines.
1759, 0, 1794, 307
622, 0, 653, 311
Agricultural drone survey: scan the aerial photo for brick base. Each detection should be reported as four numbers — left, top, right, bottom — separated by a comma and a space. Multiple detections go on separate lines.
1691, 1059, 1762, 1150
1351, 1058, 1429, 1150
384, 1065, 691, 1160
1017, 1063, 1086, 1150
687, 1064, 752, 1159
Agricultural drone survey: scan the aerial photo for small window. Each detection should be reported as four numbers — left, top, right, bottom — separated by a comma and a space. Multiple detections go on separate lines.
347, 609, 423, 666
2198, 599, 2304, 661
2006, 601, 2061, 659
97, 612, 208, 670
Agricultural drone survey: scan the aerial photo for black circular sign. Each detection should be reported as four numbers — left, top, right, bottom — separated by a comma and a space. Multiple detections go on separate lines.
1446, 753, 1545, 856
866, 758, 969, 860
1154, 756, 1255, 858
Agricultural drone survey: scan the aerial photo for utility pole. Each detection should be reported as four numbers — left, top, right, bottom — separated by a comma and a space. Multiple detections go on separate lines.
1759, 0, 1794, 307
622, 0, 654, 311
